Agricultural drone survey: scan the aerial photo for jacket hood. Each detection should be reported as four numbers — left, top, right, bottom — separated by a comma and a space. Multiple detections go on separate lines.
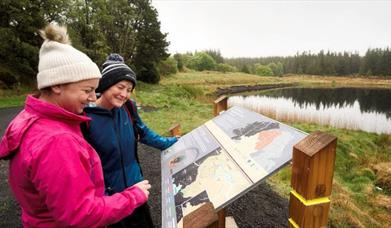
0, 95, 90, 159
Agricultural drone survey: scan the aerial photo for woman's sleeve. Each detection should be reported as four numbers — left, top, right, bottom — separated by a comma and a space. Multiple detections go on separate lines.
131, 103, 177, 150
30, 134, 147, 227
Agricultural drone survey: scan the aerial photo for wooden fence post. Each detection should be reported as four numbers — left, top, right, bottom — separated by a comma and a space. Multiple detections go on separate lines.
183, 202, 219, 228
169, 123, 181, 137
213, 96, 228, 116
289, 131, 337, 228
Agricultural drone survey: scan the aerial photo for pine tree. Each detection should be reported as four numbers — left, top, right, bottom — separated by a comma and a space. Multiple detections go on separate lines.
0, 0, 70, 86
130, 0, 169, 83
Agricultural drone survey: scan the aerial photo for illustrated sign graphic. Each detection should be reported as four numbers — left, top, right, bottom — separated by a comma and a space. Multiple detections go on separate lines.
161, 106, 307, 227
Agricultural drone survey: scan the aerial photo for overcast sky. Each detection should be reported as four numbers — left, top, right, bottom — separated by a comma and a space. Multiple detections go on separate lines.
151, 0, 391, 58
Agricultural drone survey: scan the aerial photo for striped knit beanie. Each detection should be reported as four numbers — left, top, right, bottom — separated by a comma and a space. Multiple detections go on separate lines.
96, 53, 137, 93
37, 23, 101, 89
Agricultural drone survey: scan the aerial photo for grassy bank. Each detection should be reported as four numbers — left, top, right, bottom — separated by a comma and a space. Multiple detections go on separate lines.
0, 86, 33, 108
268, 123, 391, 228
1, 72, 391, 227
137, 72, 391, 228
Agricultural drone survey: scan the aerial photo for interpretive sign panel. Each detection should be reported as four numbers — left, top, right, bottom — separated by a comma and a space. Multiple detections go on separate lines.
161, 106, 307, 227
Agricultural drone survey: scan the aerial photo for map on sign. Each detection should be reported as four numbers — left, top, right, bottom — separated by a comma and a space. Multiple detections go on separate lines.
161, 106, 307, 228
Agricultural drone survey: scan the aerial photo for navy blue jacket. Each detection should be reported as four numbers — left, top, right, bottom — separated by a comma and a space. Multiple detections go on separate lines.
83, 100, 177, 194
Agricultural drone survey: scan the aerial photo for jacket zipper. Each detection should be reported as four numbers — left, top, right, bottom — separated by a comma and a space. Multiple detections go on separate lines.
113, 113, 128, 189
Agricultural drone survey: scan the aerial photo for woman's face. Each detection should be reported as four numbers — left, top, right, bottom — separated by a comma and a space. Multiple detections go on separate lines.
99, 80, 133, 110
53, 78, 99, 114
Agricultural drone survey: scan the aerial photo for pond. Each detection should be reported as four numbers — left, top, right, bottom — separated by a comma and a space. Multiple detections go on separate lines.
228, 87, 391, 134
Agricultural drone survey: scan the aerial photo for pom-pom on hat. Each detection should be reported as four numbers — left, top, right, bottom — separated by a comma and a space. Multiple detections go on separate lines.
37, 23, 101, 89
96, 53, 137, 93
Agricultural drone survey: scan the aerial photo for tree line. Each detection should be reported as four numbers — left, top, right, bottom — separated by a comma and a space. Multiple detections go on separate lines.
225, 48, 391, 77
160, 48, 391, 78
0, 0, 168, 88
1, 0, 391, 88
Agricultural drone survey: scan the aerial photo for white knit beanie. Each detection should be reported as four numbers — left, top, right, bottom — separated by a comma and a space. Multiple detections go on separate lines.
37, 23, 101, 89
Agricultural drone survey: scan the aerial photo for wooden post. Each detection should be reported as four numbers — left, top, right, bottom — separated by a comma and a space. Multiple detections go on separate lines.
289, 131, 337, 228
213, 96, 228, 116
217, 208, 226, 228
183, 202, 219, 228
169, 123, 181, 136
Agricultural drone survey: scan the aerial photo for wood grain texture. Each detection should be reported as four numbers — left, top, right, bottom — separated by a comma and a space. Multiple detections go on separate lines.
291, 132, 337, 199
213, 96, 228, 116
289, 193, 330, 228
293, 131, 336, 157
290, 131, 337, 227
183, 202, 219, 228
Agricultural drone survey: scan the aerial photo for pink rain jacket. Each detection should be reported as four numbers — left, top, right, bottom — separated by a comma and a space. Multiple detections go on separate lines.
0, 95, 147, 227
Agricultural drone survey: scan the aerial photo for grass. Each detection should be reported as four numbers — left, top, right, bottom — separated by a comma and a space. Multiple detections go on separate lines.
291, 124, 390, 227
0, 85, 33, 108
0, 96, 26, 108
261, 122, 391, 227
135, 82, 214, 134
141, 72, 391, 228
1, 71, 391, 227
160, 71, 285, 94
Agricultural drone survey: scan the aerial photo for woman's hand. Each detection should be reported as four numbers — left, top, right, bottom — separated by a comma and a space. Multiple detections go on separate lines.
134, 180, 151, 198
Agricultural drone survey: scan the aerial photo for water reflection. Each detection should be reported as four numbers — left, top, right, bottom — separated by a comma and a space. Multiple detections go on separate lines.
229, 88, 391, 134
263, 88, 391, 118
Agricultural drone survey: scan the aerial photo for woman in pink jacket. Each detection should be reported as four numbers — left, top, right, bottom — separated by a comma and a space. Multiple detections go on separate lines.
0, 23, 151, 227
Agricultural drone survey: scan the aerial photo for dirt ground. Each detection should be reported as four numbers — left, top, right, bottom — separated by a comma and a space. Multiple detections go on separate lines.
0, 107, 289, 227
